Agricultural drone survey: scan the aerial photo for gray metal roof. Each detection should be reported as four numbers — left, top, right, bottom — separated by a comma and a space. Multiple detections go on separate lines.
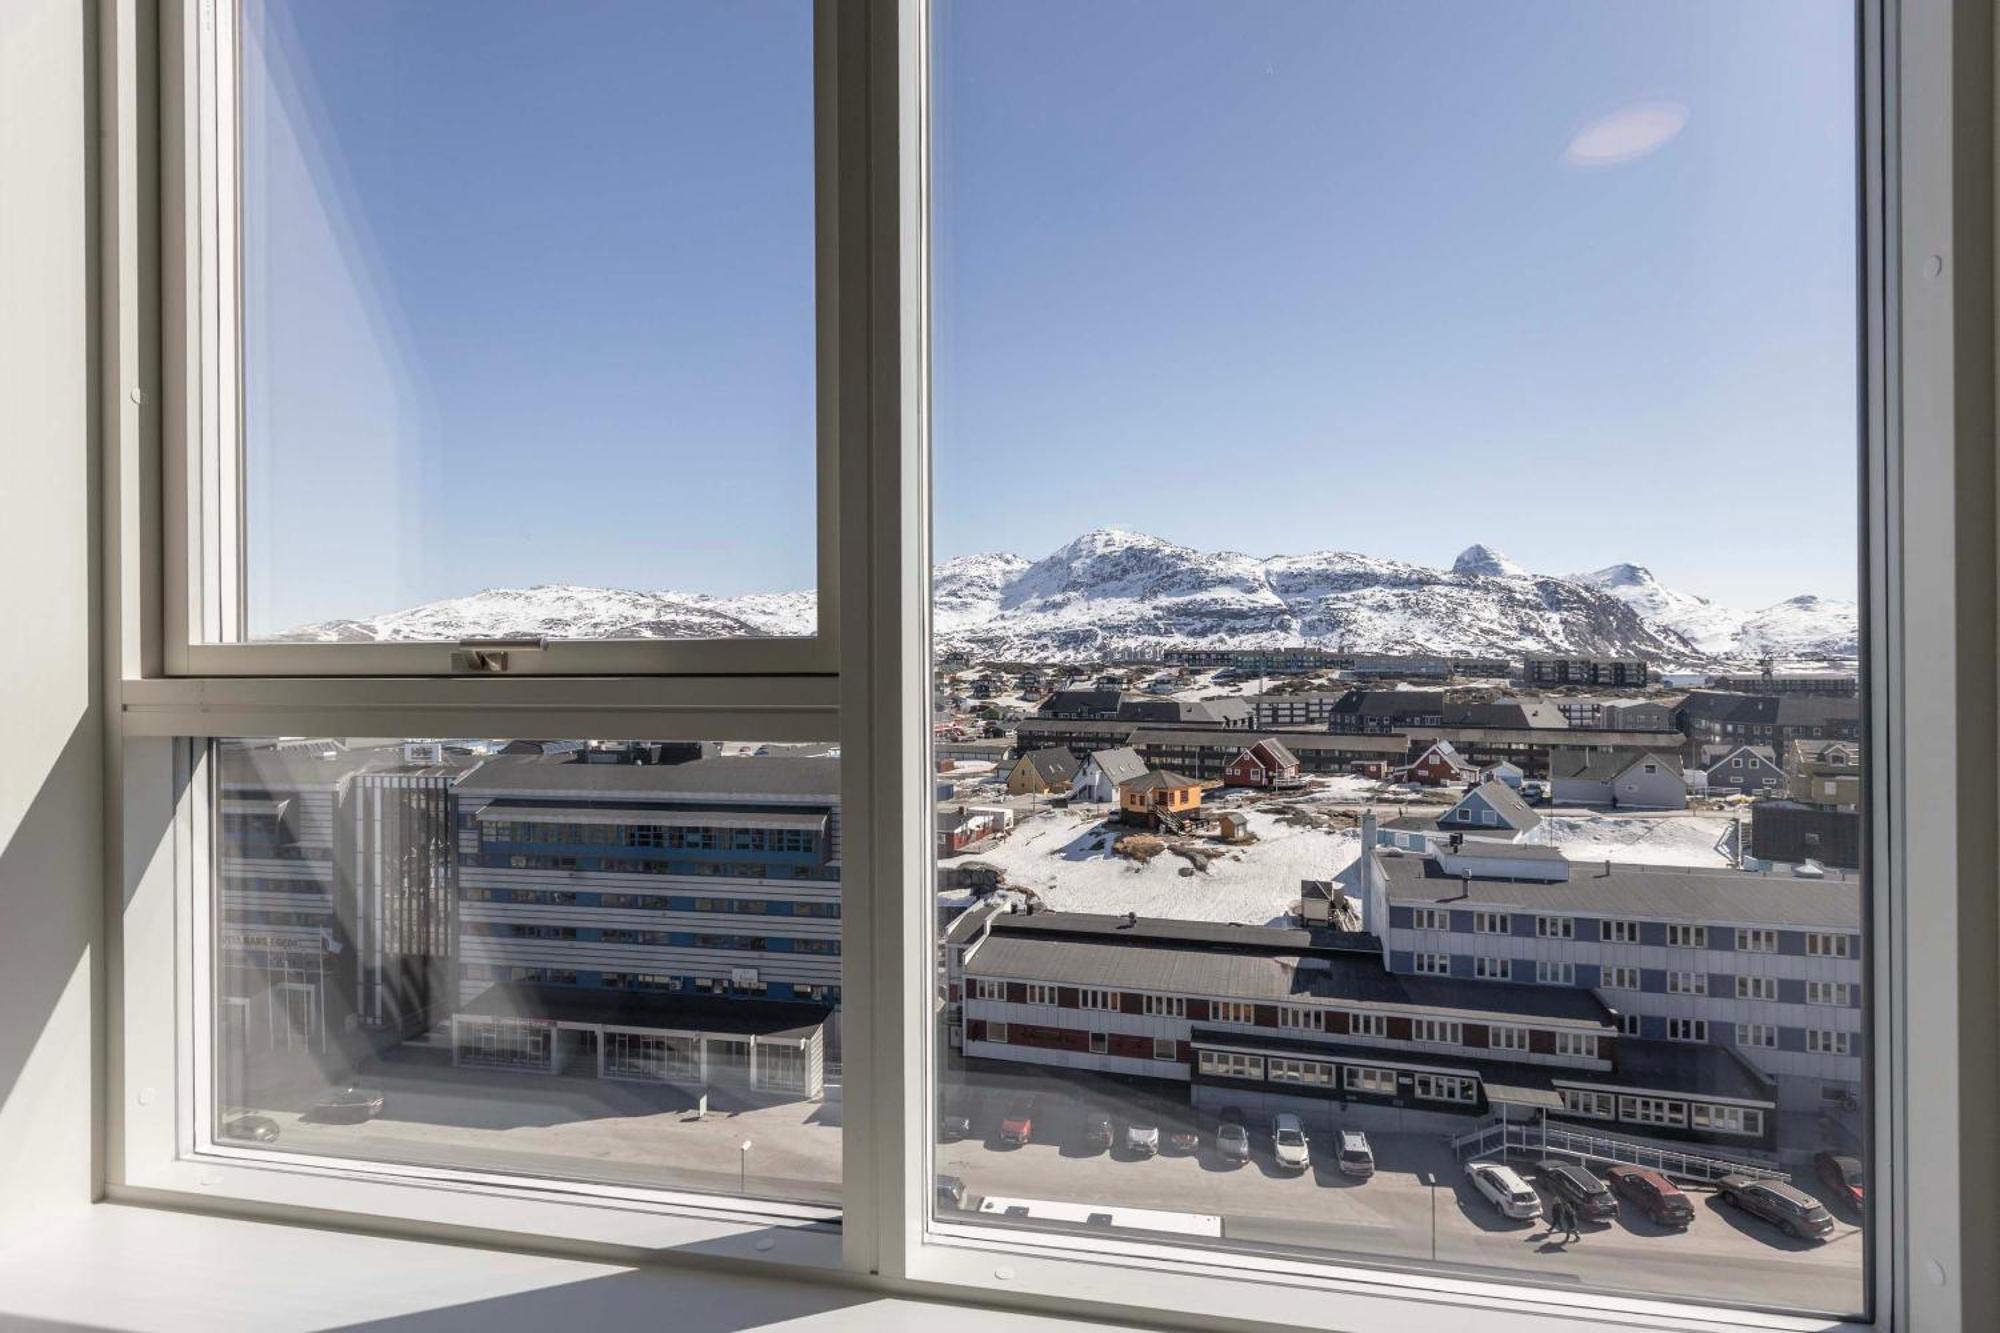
1449, 779, 1542, 831
968, 918, 1612, 1029
1016, 746, 1082, 785
1377, 851, 1862, 929
1551, 747, 1684, 783
1082, 746, 1148, 786
458, 754, 840, 799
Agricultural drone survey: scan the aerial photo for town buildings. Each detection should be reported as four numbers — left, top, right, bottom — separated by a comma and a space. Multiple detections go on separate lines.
1520, 656, 1650, 688
1549, 749, 1689, 809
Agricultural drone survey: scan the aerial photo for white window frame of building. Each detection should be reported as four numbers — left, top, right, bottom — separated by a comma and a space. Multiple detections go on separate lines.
1737, 975, 1779, 1001
1472, 956, 1510, 981
1809, 1029, 1855, 1057
1211, 1000, 1254, 1025
1690, 1104, 1765, 1137
1810, 981, 1856, 1007
1344, 1066, 1398, 1096
1413, 952, 1450, 976
1808, 931, 1856, 959
1665, 924, 1709, 949
1078, 988, 1115, 1011
1197, 1050, 1264, 1081
1348, 1012, 1387, 1039
1488, 1025, 1529, 1052
970, 978, 1006, 1002
1152, 1037, 1177, 1061
1410, 907, 1449, 932
1561, 1089, 1616, 1121
1737, 927, 1779, 953
1602, 919, 1640, 944
1277, 1005, 1325, 1032
1536, 915, 1575, 940
1025, 983, 1058, 1007
1088, 1030, 1107, 1055
1472, 911, 1511, 935
1667, 1018, 1709, 1044
986, 1021, 1009, 1045
1141, 994, 1187, 1018
1411, 1019, 1461, 1047
92, 5, 1997, 1332
1602, 965, 1640, 991
1736, 1023, 1779, 1050
1554, 1032, 1597, 1060
1668, 970, 1708, 996
1412, 1073, 1476, 1104
1269, 1058, 1334, 1087
1534, 960, 1574, 986
1619, 1096, 1690, 1128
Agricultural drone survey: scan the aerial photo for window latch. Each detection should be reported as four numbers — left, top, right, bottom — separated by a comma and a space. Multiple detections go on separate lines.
451, 637, 548, 672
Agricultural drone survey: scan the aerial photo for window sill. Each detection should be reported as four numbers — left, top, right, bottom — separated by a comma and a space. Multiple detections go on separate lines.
0, 1203, 1147, 1333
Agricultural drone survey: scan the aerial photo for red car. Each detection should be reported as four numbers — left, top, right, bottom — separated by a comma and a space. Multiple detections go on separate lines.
1815, 1152, 1866, 1213
999, 1094, 1037, 1145
1604, 1165, 1695, 1227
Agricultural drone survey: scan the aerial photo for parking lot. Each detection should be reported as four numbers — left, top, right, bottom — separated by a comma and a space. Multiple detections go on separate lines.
224, 1049, 1862, 1318
937, 1067, 1866, 1318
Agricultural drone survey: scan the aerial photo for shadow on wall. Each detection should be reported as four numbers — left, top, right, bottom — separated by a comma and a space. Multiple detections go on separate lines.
0, 717, 103, 1239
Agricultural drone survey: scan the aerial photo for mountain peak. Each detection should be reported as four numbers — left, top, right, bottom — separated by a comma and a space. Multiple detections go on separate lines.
1452, 544, 1528, 579
1581, 562, 1656, 590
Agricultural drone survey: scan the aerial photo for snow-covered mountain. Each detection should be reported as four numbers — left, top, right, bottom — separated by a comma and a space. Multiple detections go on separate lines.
1573, 564, 1857, 661
269, 530, 1855, 664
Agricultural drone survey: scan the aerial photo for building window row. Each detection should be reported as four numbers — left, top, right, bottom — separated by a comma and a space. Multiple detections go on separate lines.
479, 820, 819, 854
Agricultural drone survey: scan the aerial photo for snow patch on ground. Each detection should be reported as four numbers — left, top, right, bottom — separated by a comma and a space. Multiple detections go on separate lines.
1541, 814, 1738, 867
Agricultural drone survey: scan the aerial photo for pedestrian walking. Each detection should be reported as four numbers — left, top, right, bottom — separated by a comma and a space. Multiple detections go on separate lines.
1561, 1198, 1581, 1241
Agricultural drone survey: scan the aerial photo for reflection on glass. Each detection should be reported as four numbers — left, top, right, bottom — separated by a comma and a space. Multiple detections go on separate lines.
213, 738, 841, 1205
929, 0, 1865, 1317
235, 1, 817, 642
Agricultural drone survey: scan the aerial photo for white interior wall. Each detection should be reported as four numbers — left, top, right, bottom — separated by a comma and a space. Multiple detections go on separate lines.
0, 0, 103, 1241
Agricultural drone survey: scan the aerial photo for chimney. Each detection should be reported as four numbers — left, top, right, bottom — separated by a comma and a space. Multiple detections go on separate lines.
1458, 870, 1471, 901
1125, 910, 1138, 927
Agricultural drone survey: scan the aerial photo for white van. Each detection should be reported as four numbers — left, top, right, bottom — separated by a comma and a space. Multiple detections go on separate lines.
1336, 1130, 1375, 1177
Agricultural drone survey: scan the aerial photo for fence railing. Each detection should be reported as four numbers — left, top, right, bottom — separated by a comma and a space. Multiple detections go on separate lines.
1450, 1118, 1787, 1184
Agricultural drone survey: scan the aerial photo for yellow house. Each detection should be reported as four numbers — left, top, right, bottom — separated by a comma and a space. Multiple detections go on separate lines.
1117, 770, 1204, 826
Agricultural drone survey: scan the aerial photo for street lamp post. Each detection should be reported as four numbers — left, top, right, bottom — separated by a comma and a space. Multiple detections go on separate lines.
1423, 1170, 1438, 1262
739, 1138, 753, 1195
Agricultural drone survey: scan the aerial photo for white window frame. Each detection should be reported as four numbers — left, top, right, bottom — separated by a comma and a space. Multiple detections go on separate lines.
1078, 987, 1115, 1011
1472, 911, 1510, 935
1277, 1005, 1324, 1032
1811, 981, 1856, 1008
97, 2, 1995, 1331
1141, 994, 1187, 1019
1488, 1025, 1529, 1052
1737, 928, 1779, 954
1412, 952, 1450, 976
1668, 970, 1709, 996
158, 0, 842, 679
1667, 1018, 1709, 1044
1666, 924, 1709, 950
1554, 1032, 1598, 1060
1602, 919, 1640, 944
1535, 960, 1575, 986
1810, 1029, 1855, 1057
1410, 907, 1449, 932
1472, 956, 1510, 981
1536, 915, 1575, 940
1025, 983, 1058, 1007
1603, 965, 1640, 991
1736, 1023, 1779, 1050
1737, 975, 1779, 1001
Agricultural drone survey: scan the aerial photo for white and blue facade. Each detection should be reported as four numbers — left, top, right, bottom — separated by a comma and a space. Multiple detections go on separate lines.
1361, 836, 1864, 1115
446, 752, 842, 1097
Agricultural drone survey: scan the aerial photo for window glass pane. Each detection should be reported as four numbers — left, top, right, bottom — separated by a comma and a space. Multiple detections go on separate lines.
231, 1, 816, 642
211, 738, 840, 1206
930, 0, 1865, 1317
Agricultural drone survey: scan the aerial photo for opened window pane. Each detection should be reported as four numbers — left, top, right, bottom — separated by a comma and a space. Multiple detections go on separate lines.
221, 1, 817, 644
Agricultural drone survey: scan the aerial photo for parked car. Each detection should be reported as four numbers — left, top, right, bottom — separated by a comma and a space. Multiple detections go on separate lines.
1814, 1152, 1866, 1214
1604, 1165, 1695, 1227
220, 1114, 280, 1144
1537, 1159, 1619, 1221
936, 1173, 967, 1211
1270, 1114, 1311, 1171
1335, 1130, 1375, 1178
938, 1113, 972, 1143
999, 1094, 1037, 1145
307, 1086, 384, 1124
1519, 779, 1547, 802
1467, 1161, 1543, 1220
1215, 1114, 1250, 1165
1124, 1122, 1161, 1157
1166, 1127, 1201, 1156
1716, 1174, 1836, 1240
1081, 1112, 1114, 1153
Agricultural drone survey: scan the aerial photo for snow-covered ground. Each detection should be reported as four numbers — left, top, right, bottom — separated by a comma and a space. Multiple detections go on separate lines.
943, 797, 1742, 928
1540, 814, 1738, 867
960, 805, 1361, 927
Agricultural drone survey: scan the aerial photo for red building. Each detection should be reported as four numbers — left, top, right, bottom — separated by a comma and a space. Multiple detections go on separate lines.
1223, 737, 1304, 789
1393, 739, 1478, 787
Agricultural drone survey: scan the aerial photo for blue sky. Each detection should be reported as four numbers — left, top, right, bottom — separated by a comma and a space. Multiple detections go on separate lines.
244, 0, 1857, 631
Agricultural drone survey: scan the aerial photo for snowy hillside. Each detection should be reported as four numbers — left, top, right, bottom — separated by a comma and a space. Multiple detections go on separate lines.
1575, 564, 1858, 660
270, 529, 1856, 664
